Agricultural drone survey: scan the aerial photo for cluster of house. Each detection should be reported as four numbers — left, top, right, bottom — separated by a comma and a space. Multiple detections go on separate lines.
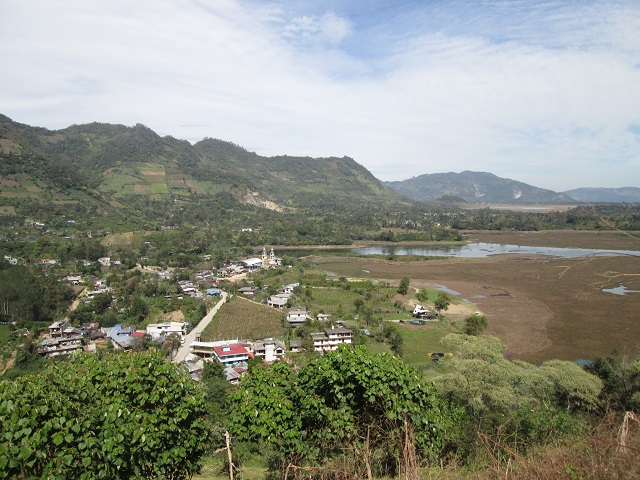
36, 321, 104, 357
178, 280, 202, 298
184, 325, 353, 382
217, 247, 284, 277
267, 283, 299, 309
85, 280, 109, 298
36, 320, 189, 357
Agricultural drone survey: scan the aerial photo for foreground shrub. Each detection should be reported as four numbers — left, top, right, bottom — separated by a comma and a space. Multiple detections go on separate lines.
229, 345, 461, 478
0, 350, 209, 479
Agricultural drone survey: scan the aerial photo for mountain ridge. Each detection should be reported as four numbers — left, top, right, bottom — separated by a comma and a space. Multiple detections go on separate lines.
563, 187, 640, 203
2, 114, 638, 228
384, 171, 576, 204
0, 114, 403, 222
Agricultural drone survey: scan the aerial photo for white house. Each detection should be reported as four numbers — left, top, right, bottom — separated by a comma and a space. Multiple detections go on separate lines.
283, 283, 300, 295
253, 338, 286, 363
287, 306, 309, 328
239, 258, 263, 270
145, 322, 187, 343
3, 255, 17, 265
267, 293, 291, 309
310, 327, 353, 353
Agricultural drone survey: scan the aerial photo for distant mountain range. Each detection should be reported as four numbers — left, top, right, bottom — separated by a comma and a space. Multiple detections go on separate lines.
384, 171, 576, 204
562, 187, 640, 203
1, 114, 638, 229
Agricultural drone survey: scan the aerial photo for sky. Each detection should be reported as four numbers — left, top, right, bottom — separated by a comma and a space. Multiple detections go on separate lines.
1, 0, 639, 191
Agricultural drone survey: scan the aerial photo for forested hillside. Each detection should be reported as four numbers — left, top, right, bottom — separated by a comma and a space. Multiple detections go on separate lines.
0, 114, 402, 229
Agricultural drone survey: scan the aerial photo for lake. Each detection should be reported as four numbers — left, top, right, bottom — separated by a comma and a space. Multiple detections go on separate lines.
279, 242, 640, 259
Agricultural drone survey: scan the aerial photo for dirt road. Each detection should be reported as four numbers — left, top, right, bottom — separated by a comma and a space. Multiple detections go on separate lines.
173, 291, 228, 364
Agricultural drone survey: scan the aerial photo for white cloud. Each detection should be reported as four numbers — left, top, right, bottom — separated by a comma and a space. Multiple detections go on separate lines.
282, 11, 352, 46
1, 0, 639, 191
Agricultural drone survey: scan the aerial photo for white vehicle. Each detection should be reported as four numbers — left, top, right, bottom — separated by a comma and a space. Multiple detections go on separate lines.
412, 305, 431, 317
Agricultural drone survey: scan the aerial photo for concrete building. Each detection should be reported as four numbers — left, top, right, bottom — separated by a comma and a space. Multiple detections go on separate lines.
253, 338, 286, 363
310, 327, 353, 353
145, 322, 188, 343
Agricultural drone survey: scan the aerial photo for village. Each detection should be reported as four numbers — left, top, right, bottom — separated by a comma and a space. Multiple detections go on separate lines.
31, 246, 358, 384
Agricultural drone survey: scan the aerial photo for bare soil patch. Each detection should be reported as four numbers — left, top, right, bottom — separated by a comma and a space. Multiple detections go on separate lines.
0, 178, 19, 187
102, 231, 135, 247
161, 310, 185, 322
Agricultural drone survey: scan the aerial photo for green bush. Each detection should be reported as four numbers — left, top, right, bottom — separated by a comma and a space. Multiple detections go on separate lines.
0, 351, 209, 479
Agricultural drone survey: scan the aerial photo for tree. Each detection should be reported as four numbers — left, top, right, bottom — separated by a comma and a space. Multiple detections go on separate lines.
398, 276, 410, 295
433, 292, 450, 317
437, 333, 601, 457
415, 288, 430, 304
383, 322, 404, 356
0, 351, 209, 479
202, 360, 230, 418
128, 295, 149, 324
229, 346, 459, 477
165, 332, 182, 360
462, 314, 488, 335
586, 355, 640, 412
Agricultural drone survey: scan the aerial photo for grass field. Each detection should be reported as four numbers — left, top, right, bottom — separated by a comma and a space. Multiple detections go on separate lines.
0, 325, 13, 346
200, 296, 285, 341
0, 206, 16, 215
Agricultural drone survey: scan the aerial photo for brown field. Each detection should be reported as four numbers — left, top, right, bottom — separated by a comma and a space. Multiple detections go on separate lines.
0, 191, 29, 197
0, 178, 19, 187
101, 231, 139, 247
316, 231, 640, 363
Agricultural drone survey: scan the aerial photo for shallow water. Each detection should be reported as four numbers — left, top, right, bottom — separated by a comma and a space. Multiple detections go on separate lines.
602, 283, 640, 296
351, 242, 640, 259
281, 243, 640, 259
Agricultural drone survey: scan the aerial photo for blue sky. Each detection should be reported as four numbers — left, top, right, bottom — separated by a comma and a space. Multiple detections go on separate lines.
1, 0, 639, 191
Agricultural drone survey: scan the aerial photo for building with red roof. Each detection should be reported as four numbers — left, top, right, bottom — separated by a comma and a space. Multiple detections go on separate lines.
213, 343, 253, 366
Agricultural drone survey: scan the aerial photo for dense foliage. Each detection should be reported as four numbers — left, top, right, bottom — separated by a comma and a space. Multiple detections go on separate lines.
0, 351, 209, 479
229, 345, 460, 477
0, 262, 74, 325
437, 334, 602, 458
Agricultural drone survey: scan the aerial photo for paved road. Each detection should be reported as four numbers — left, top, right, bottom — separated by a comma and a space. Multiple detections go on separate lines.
173, 291, 228, 364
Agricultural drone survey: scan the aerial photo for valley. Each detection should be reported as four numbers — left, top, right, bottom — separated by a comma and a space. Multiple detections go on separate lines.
1, 114, 640, 479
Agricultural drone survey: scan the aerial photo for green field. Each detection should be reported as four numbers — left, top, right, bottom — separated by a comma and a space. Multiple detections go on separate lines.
150, 183, 169, 194
0, 326, 13, 346
201, 296, 285, 341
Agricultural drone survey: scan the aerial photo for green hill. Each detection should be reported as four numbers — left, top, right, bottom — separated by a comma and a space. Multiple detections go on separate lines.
0, 114, 404, 230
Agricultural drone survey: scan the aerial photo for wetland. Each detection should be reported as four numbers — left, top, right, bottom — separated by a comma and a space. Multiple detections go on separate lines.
307, 230, 640, 364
